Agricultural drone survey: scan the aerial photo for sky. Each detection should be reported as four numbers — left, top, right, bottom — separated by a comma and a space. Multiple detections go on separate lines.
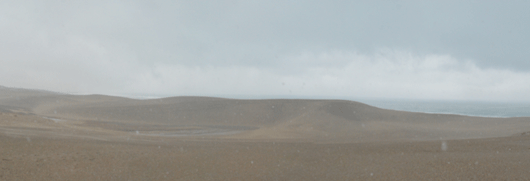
1, 0, 530, 101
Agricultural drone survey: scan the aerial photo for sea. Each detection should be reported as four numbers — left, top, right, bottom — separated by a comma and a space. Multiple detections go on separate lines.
359, 100, 530, 118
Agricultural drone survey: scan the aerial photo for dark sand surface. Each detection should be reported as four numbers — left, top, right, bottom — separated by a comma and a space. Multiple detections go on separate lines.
1, 87, 530, 180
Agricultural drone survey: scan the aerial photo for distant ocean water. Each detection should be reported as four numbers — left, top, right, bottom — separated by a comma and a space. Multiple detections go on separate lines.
359, 100, 530, 118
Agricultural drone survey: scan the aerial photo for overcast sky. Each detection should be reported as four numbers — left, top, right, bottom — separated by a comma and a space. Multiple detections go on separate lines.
1, 0, 530, 101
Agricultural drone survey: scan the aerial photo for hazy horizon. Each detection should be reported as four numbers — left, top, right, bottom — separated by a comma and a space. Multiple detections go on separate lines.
4, 84, 530, 105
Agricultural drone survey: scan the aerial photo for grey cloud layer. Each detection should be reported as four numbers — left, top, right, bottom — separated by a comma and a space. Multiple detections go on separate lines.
1, 0, 529, 100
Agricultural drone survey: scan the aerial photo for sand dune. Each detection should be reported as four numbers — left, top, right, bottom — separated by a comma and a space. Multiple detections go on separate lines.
3, 91, 528, 142
2, 87, 530, 180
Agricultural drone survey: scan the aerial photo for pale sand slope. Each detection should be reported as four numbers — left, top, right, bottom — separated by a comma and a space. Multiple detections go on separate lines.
1, 87, 530, 180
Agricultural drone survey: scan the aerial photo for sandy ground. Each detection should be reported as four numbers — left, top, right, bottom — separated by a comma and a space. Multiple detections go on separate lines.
1, 89, 530, 180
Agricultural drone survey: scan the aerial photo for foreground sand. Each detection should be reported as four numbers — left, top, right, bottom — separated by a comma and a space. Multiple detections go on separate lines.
1, 87, 530, 180
2, 130, 530, 180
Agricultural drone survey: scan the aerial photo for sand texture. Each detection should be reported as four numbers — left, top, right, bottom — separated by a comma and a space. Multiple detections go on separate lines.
1, 87, 530, 180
